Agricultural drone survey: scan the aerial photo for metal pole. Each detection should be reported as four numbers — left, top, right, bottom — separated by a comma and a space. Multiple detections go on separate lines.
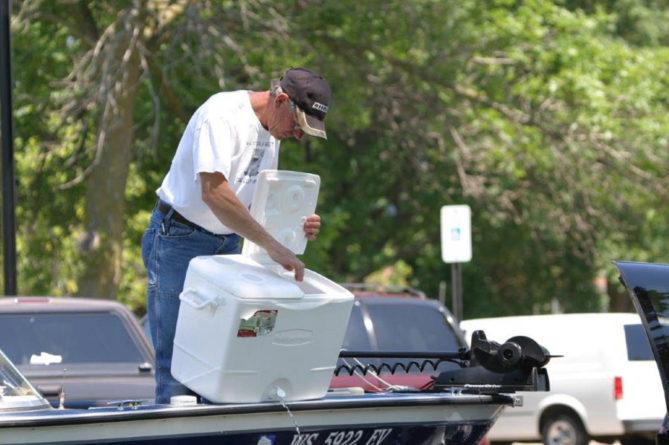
0, 0, 16, 295
438, 280, 446, 306
451, 263, 462, 322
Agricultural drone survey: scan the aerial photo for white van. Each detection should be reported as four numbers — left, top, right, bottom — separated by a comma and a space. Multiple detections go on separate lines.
460, 313, 664, 445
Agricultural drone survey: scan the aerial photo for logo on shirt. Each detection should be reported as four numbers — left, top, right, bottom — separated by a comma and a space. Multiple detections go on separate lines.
242, 146, 266, 179
239, 138, 270, 184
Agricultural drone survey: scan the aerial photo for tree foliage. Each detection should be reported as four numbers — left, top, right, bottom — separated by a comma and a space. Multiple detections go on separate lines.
7, 0, 669, 317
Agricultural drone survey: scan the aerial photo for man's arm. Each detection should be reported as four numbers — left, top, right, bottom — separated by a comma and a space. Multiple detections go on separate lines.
200, 171, 305, 281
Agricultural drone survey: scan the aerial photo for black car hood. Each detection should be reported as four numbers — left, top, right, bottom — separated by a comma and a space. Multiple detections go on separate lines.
615, 261, 669, 441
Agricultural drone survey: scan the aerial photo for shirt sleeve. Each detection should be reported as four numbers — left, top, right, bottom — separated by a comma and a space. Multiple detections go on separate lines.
192, 117, 234, 181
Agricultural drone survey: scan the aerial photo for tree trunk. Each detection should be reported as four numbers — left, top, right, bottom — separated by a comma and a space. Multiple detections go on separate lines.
76, 50, 141, 300
71, 2, 188, 300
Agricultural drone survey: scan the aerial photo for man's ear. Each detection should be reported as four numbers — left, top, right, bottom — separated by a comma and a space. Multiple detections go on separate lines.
274, 92, 290, 106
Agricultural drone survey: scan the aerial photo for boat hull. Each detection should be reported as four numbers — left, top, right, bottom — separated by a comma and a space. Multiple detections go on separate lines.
0, 393, 510, 445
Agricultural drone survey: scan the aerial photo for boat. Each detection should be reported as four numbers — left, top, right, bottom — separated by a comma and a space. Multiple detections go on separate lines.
0, 329, 551, 445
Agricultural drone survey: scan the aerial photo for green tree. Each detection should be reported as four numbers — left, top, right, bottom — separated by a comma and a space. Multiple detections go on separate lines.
9, 0, 669, 318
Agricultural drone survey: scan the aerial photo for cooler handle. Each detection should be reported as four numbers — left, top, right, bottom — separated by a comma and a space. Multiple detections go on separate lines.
179, 289, 225, 310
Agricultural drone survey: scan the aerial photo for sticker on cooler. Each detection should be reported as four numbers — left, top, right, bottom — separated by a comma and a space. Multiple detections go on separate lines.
237, 310, 278, 337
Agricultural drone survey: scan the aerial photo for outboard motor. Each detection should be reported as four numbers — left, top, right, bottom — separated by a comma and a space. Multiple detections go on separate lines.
336, 330, 554, 395
431, 330, 553, 394
470, 330, 550, 372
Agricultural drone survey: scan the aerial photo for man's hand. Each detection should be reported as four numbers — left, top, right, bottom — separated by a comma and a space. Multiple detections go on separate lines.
303, 214, 321, 241
266, 240, 305, 281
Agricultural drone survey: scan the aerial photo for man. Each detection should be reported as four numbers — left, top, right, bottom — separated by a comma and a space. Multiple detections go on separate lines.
141, 68, 331, 404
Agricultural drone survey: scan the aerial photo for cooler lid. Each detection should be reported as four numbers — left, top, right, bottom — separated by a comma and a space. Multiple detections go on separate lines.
190, 255, 304, 300
242, 170, 320, 263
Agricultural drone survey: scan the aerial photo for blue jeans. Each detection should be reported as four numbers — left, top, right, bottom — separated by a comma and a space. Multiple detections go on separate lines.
141, 206, 240, 404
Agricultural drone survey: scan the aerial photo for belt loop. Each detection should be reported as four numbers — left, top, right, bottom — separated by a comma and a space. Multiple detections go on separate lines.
161, 205, 175, 235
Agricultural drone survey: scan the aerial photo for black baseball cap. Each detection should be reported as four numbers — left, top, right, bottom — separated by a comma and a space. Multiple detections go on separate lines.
280, 68, 331, 139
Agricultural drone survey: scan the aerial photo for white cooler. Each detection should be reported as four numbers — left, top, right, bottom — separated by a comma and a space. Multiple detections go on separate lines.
171, 170, 354, 403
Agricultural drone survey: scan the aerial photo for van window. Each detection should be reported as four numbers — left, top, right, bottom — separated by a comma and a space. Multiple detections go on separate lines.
624, 324, 654, 361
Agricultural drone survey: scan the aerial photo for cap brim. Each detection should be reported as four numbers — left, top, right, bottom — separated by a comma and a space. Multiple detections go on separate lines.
295, 108, 327, 139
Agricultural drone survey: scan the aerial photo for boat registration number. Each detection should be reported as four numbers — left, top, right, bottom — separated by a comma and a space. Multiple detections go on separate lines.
289, 428, 393, 445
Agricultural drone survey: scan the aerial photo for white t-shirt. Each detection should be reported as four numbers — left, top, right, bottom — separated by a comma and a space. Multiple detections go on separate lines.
157, 91, 280, 234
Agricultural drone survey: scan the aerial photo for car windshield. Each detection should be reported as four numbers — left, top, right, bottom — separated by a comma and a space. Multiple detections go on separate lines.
0, 312, 146, 366
341, 304, 372, 351
339, 300, 463, 375
364, 301, 462, 351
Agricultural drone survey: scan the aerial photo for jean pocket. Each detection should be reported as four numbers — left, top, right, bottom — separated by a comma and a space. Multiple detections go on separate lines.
141, 228, 156, 268
160, 220, 196, 238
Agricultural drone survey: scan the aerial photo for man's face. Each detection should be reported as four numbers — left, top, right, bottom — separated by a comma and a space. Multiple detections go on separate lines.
268, 93, 304, 141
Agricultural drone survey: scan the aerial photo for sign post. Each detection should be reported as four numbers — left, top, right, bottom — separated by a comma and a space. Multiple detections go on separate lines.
440, 205, 472, 321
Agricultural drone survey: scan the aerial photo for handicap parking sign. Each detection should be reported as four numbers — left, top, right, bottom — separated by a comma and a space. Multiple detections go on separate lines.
441, 205, 472, 263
